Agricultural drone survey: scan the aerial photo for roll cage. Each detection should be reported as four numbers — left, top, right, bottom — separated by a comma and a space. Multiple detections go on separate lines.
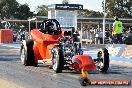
40, 19, 62, 35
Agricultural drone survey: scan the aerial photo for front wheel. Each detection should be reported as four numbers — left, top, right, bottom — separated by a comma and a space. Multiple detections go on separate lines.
96, 48, 109, 72
52, 48, 64, 73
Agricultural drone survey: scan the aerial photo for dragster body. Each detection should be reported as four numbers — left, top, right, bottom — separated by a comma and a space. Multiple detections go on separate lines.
20, 19, 109, 73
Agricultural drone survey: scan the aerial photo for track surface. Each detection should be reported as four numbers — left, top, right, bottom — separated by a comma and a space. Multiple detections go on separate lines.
0, 45, 131, 88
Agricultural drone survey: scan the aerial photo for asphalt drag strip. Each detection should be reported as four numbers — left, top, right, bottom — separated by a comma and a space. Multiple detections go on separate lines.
0, 45, 131, 88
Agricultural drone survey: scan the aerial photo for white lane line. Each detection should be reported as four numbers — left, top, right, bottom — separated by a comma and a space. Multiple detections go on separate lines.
0, 44, 21, 48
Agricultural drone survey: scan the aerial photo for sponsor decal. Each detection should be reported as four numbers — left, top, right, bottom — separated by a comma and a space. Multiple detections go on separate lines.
122, 45, 132, 58
79, 69, 131, 86
55, 4, 83, 10
89, 80, 131, 85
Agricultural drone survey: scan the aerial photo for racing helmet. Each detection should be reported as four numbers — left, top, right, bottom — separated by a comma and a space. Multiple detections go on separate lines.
40, 19, 62, 35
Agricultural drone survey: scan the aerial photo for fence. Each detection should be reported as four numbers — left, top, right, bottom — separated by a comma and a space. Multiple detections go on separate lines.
79, 28, 104, 44
77, 18, 132, 45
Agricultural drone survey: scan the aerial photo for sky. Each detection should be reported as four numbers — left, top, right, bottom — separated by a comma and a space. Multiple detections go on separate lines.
16, 0, 103, 12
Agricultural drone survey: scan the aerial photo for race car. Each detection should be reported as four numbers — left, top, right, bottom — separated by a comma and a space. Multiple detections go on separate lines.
20, 19, 109, 73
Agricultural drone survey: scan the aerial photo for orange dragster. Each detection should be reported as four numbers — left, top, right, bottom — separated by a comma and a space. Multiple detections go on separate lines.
20, 19, 109, 73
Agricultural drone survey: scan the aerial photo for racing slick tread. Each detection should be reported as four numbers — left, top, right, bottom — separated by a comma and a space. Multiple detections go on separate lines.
22, 39, 37, 66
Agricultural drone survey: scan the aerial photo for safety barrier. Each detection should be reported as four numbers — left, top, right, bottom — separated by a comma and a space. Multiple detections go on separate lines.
106, 44, 132, 59
0, 29, 13, 43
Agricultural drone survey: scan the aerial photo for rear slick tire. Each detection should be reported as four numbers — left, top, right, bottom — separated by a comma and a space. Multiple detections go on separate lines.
20, 39, 37, 66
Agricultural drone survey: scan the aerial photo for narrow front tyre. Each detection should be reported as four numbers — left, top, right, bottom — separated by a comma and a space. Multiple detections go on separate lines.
52, 48, 64, 73
96, 48, 109, 73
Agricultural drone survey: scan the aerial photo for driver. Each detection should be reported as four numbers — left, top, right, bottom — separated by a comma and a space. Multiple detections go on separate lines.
48, 22, 55, 34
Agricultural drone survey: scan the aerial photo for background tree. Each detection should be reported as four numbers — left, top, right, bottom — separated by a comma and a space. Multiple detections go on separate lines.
0, 0, 33, 20
78, 9, 103, 29
15, 4, 33, 19
103, 0, 132, 18
0, 0, 19, 19
36, 5, 48, 16
78, 9, 103, 17
62, 0, 69, 4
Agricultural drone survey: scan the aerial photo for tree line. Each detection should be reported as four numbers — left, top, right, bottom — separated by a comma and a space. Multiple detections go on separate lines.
104, 0, 132, 18
0, 0, 48, 20
0, 0, 132, 20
